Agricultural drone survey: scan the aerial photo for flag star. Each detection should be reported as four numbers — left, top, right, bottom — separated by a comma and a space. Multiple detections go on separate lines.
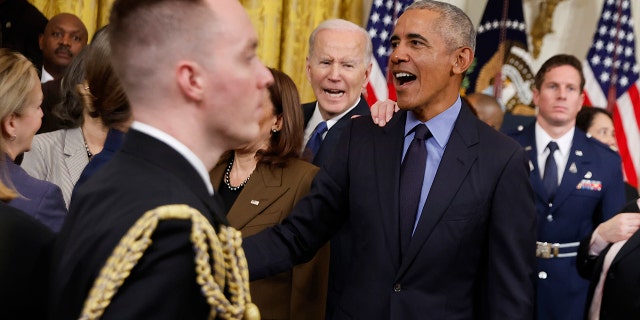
616, 46, 623, 54
609, 27, 617, 38
633, 64, 640, 74
383, 14, 392, 25
607, 0, 614, 5
622, 0, 629, 9
386, 0, 393, 10
604, 57, 612, 67
374, 0, 383, 7
519, 22, 526, 31
621, 15, 629, 24
606, 42, 615, 52
478, 25, 485, 33
484, 22, 492, 30
614, 60, 621, 69
369, 28, 377, 39
603, 10, 611, 21
620, 76, 629, 86
371, 12, 380, 24
380, 30, 389, 41
623, 62, 631, 71
625, 47, 634, 57
591, 55, 601, 65
600, 71, 610, 83
599, 25, 608, 35
618, 30, 626, 40
506, 20, 512, 28
626, 32, 634, 42
377, 46, 387, 57
492, 20, 500, 29
613, 12, 619, 22
395, 1, 403, 12
595, 40, 604, 50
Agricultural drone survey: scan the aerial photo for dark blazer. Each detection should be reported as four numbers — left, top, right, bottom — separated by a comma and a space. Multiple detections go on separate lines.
50, 129, 228, 319
211, 158, 328, 320
507, 124, 626, 320
303, 96, 370, 316
577, 199, 640, 320
5, 155, 67, 232
302, 96, 370, 167
244, 104, 537, 319
0, 203, 54, 320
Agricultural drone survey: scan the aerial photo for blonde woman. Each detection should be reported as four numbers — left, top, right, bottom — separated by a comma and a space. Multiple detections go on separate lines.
0, 48, 66, 231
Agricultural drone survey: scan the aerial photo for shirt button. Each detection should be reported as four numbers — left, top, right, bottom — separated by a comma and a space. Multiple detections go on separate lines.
394, 283, 401, 292
548, 203, 553, 208
547, 214, 553, 222
538, 271, 547, 279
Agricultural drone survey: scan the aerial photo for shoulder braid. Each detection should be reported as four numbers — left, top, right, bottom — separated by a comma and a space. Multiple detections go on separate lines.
78, 204, 260, 320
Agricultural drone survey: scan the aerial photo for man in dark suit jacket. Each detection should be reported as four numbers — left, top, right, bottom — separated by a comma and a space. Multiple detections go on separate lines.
301, 19, 372, 315
577, 198, 640, 320
243, 2, 536, 319
506, 54, 626, 320
48, 0, 274, 318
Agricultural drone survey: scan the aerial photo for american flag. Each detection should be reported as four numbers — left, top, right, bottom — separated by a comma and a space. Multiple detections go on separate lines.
583, 0, 640, 188
364, 0, 414, 106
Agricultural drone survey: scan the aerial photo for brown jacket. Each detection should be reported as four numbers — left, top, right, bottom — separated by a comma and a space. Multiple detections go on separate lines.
211, 158, 329, 320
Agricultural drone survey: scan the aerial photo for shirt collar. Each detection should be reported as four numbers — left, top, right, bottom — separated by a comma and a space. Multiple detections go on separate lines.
41, 67, 54, 83
404, 97, 462, 149
534, 122, 575, 156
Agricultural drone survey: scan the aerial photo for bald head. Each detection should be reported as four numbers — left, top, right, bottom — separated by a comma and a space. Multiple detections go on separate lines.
465, 93, 504, 129
39, 13, 88, 80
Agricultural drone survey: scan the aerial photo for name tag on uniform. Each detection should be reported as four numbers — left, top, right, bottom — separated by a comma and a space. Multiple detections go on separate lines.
576, 179, 602, 191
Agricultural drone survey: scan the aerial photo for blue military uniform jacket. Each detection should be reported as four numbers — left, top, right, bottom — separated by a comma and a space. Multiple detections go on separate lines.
508, 123, 626, 320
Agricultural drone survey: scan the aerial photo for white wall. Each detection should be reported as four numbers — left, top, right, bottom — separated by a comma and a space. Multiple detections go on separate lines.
363, 0, 640, 72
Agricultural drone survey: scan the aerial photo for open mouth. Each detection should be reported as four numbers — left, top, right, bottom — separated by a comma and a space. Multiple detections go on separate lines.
323, 89, 345, 98
394, 72, 417, 86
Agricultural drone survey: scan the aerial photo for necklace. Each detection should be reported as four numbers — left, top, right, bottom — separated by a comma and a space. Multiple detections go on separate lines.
82, 135, 93, 159
224, 158, 251, 191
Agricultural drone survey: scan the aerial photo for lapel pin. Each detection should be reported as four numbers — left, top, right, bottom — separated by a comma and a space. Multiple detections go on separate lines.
250, 200, 259, 206
575, 150, 583, 156
584, 171, 592, 179
569, 163, 578, 174
525, 146, 532, 151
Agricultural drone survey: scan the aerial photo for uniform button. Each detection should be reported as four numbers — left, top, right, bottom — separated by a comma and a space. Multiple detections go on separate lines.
547, 214, 553, 222
538, 271, 547, 279
394, 283, 401, 292
548, 203, 553, 208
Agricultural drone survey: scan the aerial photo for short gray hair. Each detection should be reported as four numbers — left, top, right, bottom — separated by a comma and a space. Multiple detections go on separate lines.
308, 19, 373, 66
406, 0, 476, 52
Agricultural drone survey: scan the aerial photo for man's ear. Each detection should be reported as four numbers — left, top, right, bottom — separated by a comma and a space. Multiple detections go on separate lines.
452, 47, 474, 75
306, 57, 312, 82
176, 61, 204, 103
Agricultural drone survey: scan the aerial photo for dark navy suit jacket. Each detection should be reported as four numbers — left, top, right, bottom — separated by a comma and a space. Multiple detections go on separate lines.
245, 104, 537, 319
507, 123, 626, 320
6, 155, 67, 232
50, 129, 228, 319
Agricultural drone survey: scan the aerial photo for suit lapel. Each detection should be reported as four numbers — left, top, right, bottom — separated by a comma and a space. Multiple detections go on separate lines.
398, 106, 479, 275
226, 165, 289, 229
550, 133, 589, 212
375, 111, 407, 267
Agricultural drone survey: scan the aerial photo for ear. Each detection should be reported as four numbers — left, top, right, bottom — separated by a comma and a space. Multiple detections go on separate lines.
273, 114, 283, 131
2, 113, 16, 139
306, 57, 312, 83
362, 61, 373, 90
176, 61, 204, 103
452, 47, 474, 75
532, 87, 540, 107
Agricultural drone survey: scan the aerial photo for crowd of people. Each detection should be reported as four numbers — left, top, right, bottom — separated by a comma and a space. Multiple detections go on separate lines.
0, 0, 638, 319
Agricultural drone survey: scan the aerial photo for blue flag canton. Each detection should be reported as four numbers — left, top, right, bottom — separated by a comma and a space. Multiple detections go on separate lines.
587, 0, 639, 98
366, 0, 414, 77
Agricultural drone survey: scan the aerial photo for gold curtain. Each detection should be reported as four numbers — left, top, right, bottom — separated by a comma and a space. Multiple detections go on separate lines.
29, 0, 363, 103
28, 0, 114, 41
240, 0, 363, 103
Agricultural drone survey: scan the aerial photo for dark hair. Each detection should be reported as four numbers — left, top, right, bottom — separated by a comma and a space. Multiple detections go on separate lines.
255, 68, 305, 166
52, 47, 88, 128
576, 106, 613, 132
534, 54, 585, 92
84, 26, 131, 128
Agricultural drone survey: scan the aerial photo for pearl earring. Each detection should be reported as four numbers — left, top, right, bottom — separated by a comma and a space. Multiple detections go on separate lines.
271, 129, 278, 133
